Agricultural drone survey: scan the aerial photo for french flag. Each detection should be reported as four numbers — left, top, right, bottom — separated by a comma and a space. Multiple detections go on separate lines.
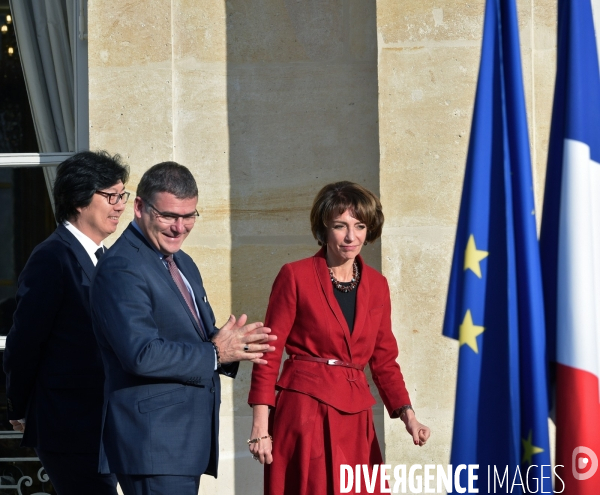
540, 0, 600, 493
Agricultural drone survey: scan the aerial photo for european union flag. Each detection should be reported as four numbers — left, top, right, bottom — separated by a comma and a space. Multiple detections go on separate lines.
442, 0, 551, 491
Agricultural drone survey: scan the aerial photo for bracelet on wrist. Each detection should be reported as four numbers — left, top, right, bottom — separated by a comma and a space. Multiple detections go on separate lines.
399, 404, 414, 421
211, 341, 221, 368
247, 435, 273, 445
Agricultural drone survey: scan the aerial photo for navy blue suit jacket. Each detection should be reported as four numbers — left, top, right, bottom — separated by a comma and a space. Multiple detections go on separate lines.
90, 224, 238, 477
3, 224, 106, 453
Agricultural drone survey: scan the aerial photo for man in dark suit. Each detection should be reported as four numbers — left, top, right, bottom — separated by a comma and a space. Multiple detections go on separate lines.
90, 162, 276, 495
3, 151, 130, 495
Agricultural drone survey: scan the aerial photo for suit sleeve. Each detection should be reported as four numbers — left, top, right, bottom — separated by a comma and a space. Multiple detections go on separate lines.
248, 263, 297, 407
3, 247, 64, 419
218, 361, 239, 378
91, 254, 216, 383
368, 278, 412, 416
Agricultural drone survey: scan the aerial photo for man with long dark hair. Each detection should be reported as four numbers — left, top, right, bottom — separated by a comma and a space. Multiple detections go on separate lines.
4, 150, 130, 495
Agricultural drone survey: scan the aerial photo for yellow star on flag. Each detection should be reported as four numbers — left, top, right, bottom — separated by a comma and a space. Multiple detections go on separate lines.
464, 234, 489, 278
459, 310, 485, 353
522, 430, 544, 465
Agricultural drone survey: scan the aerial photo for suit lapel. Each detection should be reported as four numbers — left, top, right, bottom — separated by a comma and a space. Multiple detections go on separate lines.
55, 224, 95, 282
125, 226, 175, 291
314, 250, 352, 353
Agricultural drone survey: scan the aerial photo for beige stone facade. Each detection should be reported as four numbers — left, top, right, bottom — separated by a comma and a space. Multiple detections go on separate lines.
377, 0, 559, 474
87, 0, 579, 493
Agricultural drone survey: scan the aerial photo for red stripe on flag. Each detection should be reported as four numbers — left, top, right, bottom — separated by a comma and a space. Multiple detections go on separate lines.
555, 363, 600, 494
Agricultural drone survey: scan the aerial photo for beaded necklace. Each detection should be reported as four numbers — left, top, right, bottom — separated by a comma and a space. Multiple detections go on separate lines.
328, 261, 360, 292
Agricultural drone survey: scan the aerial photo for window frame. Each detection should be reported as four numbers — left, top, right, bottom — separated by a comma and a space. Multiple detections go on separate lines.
0, 1, 88, 351
0, 0, 89, 169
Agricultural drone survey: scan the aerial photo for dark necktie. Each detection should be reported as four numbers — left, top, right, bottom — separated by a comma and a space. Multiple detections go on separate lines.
95, 247, 105, 260
164, 255, 206, 338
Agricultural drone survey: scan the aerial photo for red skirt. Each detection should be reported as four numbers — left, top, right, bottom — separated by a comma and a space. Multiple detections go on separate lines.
265, 389, 385, 495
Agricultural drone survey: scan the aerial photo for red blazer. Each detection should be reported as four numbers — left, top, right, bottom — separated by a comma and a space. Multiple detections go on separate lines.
249, 248, 411, 415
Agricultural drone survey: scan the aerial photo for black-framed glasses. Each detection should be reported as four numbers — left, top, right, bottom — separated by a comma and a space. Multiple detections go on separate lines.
95, 191, 131, 205
146, 201, 199, 226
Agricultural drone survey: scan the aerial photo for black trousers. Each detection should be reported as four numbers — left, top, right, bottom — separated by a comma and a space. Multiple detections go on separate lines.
117, 473, 201, 495
35, 448, 118, 495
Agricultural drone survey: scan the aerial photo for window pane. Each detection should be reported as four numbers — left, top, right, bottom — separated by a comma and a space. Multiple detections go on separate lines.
0, 1, 38, 153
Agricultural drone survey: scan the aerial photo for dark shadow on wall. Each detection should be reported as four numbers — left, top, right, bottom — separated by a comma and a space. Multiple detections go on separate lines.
226, 1, 382, 492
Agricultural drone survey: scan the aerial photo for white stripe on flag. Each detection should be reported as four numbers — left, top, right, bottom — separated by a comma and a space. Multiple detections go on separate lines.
557, 138, 600, 395
593, 0, 600, 71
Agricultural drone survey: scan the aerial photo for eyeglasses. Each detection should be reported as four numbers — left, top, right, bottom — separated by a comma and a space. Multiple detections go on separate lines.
145, 201, 199, 226
95, 191, 131, 205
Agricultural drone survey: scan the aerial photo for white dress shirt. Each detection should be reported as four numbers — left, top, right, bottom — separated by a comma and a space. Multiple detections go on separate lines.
63, 221, 104, 266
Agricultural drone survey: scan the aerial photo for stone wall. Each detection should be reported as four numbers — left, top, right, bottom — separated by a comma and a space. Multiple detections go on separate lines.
376, 0, 557, 472
88, 0, 563, 493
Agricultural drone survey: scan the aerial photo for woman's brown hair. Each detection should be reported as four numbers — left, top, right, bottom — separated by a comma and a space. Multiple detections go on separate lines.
310, 181, 384, 246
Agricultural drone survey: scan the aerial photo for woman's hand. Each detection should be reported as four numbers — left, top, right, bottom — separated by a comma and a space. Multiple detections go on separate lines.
402, 409, 430, 446
249, 404, 273, 464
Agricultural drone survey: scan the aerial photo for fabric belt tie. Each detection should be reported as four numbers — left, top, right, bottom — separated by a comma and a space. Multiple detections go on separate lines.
290, 355, 364, 371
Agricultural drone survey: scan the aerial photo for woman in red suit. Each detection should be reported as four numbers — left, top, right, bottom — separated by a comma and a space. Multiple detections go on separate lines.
248, 181, 430, 494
